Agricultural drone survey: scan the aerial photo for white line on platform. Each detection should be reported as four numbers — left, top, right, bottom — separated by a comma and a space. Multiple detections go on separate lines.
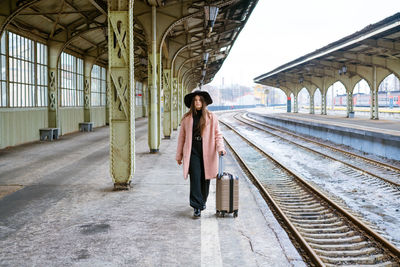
201, 180, 223, 267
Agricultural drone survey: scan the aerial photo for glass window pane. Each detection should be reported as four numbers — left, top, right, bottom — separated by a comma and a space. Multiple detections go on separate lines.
2, 82, 6, 106
1, 56, 5, 80
0, 33, 5, 54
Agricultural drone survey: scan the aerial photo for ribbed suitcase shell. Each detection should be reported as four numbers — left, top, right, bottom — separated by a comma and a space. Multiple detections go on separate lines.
216, 172, 239, 217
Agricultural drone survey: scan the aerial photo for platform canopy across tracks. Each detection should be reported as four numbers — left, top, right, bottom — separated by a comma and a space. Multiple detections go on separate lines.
254, 13, 400, 119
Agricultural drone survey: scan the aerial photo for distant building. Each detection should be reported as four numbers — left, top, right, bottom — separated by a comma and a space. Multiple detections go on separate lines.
254, 84, 268, 105
254, 85, 286, 106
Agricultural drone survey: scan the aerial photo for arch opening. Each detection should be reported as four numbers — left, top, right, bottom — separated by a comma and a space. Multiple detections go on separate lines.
314, 88, 322, 111
290, 93, 294, 112
297, 87, 309, 113
377, 73, 400, 110
353, 79, 370, 110
326, 81, 346, 115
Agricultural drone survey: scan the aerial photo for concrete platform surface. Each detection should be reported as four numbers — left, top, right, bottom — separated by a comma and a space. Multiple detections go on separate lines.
248, 109, 400, 161
0, 117, 304, 266
251, 109, 400, 136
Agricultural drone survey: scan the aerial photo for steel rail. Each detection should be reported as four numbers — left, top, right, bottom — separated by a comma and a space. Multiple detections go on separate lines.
219, 117, 400, 263
244, 112, 400, 174
236, 113, 400, 188
221, 133, 325, 266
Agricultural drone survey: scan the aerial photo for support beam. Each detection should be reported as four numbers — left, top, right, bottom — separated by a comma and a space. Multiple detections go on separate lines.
346, 90, 354, 118
48, 41, 64, 128
157, 52, 162, 147
371, 65, 379, 120
172, 78, 178, 130
88, 0, 108, 16
310, 91, 315, 114
321, 79, 327, 115
162, 68, 172, 138
148, 5, 159, 153
106, 69, 110, 125
84, 56, 95, 122
179, 80, 183, 122
108, 1, 135, 190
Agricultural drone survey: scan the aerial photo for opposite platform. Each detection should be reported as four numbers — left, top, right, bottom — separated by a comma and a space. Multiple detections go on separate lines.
0, 116, 304, 266
248, 109, 400, 161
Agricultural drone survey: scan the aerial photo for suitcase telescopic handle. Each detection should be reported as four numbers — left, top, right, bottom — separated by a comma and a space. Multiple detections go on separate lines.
218, 153, 224, 178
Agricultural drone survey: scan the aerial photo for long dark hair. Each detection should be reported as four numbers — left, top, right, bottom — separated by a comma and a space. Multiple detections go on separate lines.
181, 94, 210, 135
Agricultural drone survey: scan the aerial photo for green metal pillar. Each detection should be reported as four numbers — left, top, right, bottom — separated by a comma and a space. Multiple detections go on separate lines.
371, 66, 379, 120
148, 5, 159, 153
321, 82, 327, 115
294, 93, 299, 113
162, 69, 172, 138
84, 57, 95, 122
157, 53, 162, 146
48, 41, 63, 128
108, 1, 135, 190
106, 69, 110, 125
346, 89, 354, 118
310, 92, 315, 114
179, 82, 183, 120
143, 82, 148, 117
172, 78, 178, 130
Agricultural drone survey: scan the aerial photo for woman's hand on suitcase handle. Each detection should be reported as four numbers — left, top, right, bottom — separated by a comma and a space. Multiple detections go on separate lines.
176, 159, 182, 165
219, 150, 226, 156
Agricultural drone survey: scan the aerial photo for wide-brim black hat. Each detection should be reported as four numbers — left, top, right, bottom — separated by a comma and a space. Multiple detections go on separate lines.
184, 90, 213, 108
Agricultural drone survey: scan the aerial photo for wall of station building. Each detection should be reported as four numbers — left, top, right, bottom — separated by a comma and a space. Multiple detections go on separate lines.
0, 30, 147, 149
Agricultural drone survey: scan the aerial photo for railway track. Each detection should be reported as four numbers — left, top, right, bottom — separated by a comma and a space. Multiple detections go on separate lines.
237, 112, 400, 188
219, 116, 400, 266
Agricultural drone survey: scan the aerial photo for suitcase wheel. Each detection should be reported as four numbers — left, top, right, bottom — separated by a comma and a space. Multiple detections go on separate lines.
216, 211, 220, 216
221, 211, 226, 217
233, 211, 238, 218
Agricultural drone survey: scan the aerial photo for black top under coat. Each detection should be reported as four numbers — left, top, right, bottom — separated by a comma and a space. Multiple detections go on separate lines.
192, 109, 202, 138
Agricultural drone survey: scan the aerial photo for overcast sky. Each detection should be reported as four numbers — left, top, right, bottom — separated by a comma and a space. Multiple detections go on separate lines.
210, 0, 400, 88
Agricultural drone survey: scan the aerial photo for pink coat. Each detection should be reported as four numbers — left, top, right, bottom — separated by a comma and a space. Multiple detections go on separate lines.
176, 111, 225, 180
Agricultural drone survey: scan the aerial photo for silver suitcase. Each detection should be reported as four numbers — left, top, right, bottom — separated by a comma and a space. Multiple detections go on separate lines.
216, 154, 239, 217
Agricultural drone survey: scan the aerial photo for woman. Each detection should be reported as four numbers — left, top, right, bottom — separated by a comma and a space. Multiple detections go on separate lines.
176, 90, 226, 218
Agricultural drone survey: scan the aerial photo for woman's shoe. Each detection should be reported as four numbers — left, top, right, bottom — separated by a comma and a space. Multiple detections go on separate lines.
193, 208, 201, 218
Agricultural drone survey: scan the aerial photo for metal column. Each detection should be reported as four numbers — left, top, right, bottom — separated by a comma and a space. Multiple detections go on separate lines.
48, 42, 63, 128
346, 90, 354, 118
157, 52, 162, 147
310, 92, 315, 114
179, 82, 183, 120
108, 2, 135, 190
321, 81, 327, 115
84, 57, 95, 122
172, 78, 178, 130
162, 69, 171, 138
148, 5, 159, 153
371, 66, 379, 120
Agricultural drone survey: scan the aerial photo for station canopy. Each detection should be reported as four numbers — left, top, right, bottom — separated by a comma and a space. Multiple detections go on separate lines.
1, 0, 258, 89
254, 13, 400, 92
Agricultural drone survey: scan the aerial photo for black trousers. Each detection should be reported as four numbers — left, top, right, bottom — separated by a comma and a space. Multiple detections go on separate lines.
189, 139, 210, 210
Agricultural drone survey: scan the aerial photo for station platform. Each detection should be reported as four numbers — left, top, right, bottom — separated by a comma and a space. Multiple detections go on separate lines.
0, 117, 304, 266
248, 109, 400, 161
